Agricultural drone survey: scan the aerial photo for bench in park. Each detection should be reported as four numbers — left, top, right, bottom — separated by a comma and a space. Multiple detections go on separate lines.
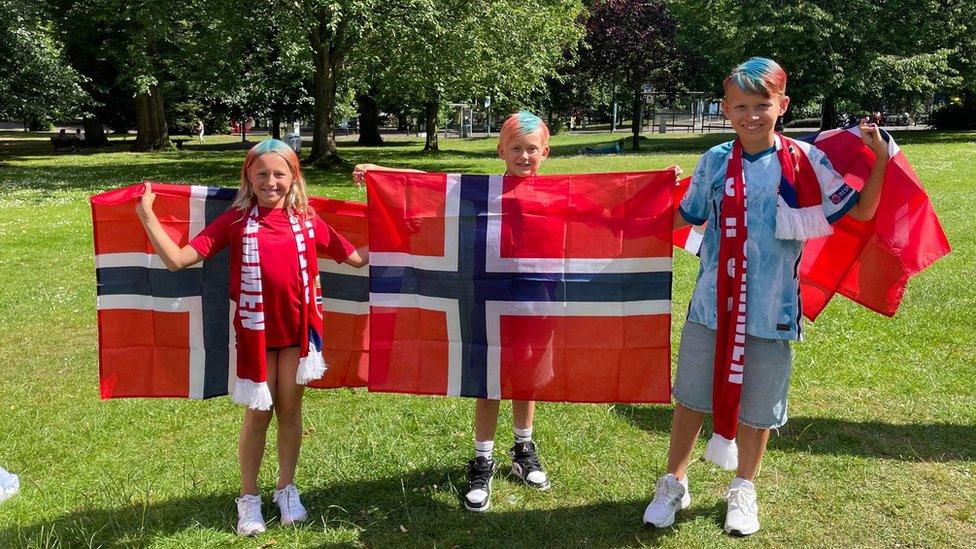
50, 137, 76, 152
172, 138, 190, 150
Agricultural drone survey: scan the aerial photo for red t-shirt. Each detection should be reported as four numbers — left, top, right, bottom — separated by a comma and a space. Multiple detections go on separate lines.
190, 206, 355, 347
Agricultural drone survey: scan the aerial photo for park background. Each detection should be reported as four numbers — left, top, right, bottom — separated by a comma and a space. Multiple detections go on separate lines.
1, 0, 975, 547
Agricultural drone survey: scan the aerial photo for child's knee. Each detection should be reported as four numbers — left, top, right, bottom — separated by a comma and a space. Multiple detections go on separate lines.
244, 409, 274, 431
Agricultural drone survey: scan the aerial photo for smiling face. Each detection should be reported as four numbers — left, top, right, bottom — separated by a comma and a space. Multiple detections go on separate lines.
722, 83, 790, 152
247, 153, 294, 208
497, 129, 550, 178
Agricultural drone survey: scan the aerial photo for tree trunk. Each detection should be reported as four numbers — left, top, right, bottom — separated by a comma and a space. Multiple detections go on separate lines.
133, 84, 170, 151
83, 116, 108, 146
271, 115, 281, 140
820, 95, 837, 131
307, 10, 342, 167
423, 98, 439, 152
631, 84, 644, 151
357, 92, 383, 145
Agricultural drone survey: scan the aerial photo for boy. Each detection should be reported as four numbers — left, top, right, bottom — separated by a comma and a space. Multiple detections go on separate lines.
352, 111, 553, 512
643, 58, 889, 536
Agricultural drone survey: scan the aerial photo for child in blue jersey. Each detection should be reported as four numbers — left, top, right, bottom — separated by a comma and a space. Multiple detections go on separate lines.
643, 57, 890, 536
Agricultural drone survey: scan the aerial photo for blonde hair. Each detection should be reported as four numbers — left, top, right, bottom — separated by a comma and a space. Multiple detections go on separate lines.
231, 139, 311, 218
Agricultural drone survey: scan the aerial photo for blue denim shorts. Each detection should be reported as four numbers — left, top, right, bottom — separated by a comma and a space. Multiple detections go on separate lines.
673, 321, 793, 429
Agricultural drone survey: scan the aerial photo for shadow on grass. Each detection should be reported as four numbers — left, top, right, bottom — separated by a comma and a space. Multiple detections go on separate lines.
0, 466, 719, 547
614, 405, 975, 462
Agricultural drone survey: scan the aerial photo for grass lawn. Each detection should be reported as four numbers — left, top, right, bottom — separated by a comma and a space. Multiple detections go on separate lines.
0, 129, 973, 548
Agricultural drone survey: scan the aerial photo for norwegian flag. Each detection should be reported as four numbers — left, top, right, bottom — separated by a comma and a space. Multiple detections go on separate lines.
90, 183, 368, 400
672, 127, 951, 319
366, 171, 675, 403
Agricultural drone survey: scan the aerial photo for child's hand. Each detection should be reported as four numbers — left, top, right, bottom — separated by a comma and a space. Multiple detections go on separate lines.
666, 164, 683, 178
136, 182, 156, 220
858, 117, 890, 162
352, 164, 371, 189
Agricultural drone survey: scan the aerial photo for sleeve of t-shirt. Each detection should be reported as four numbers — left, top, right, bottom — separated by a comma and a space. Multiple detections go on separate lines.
808, 145, 860, 224
678, 153, 713, 226
188, 209, 238, 258
314, 214, 356, 263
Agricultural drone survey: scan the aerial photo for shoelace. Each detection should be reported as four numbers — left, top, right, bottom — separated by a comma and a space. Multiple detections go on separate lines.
239, 497, 263, 523
654, 477, 682, 508
726, 488, 757, 516
467, 459, 493, 490
276, 486, 300, 511
512, 444, 542, 472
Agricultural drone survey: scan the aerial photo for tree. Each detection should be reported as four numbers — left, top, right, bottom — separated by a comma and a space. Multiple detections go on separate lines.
202, 1, 314, 142
61, 0, 197, 150
300, 1, 377, 167
367, 0, 584, 151
584, 0, 680, 150
673, 0, 964, 128
0, 1, 88, 128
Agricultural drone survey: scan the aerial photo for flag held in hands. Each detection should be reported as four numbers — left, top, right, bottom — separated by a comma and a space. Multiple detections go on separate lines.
90, 183, 369, 400
672, 127, 950, 319
366, 171, 677, 403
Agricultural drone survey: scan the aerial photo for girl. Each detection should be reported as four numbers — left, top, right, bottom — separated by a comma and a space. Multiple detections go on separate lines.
136, 139, 367, 536
352, 111, 552, 512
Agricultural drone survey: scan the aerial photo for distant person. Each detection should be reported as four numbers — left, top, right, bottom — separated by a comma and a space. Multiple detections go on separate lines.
871, 111, 882, 126
74, 128, 85, 144
284, 132, 301, 154
197, 119, 205, 143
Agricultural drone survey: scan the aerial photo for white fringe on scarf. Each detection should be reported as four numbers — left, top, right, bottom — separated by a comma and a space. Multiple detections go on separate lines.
704, 433, 739, 471
775, 200, 833, 241
232, 377, 273, 410
0, 467, 19, 503
296, 351, 328, 384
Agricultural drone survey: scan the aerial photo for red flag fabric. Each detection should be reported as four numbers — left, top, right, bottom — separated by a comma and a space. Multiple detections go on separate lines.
673, 128, 950, 319
366, 171, 675, 403
91, 183, 369, 400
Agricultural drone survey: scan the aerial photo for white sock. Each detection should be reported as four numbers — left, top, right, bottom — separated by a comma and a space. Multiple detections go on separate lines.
474, 440, 494, 459
513, 426, 533, 444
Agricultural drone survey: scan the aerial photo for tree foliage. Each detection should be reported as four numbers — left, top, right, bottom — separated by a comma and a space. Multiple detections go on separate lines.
365, 0, 584, 151
585, 0, 680, 149
0, 1, 88, 125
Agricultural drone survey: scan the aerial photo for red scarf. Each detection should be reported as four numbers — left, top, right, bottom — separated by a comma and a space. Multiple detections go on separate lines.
230, 206, 327, 410
704, 133, 831, 470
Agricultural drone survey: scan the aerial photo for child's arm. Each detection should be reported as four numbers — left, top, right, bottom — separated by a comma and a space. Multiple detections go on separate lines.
846, 119, 890, 221
353, 163, 426, 188
344, 246, 369, 268
136, 183, 205, 271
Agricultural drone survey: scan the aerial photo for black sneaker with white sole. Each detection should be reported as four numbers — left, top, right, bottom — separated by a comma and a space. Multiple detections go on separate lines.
463, 456, 497, 512
509, 441, 551, 490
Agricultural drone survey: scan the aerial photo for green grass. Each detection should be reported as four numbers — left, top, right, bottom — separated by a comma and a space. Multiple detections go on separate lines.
0, 129, 974, 547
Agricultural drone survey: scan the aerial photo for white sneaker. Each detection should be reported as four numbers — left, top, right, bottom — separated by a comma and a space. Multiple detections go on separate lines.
724, 477, 760, 536
273, 484, 308, 525
643, 473, 691, 528
236, 494, 266, 536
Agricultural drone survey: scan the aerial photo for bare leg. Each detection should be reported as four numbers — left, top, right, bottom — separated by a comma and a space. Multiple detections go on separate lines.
665, 403, 706, 480
735, 424, 769, 481
239, 350, 278, 495
274, 347, 305, 489
474, 398, 501, 442
512, 400, 536, 430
